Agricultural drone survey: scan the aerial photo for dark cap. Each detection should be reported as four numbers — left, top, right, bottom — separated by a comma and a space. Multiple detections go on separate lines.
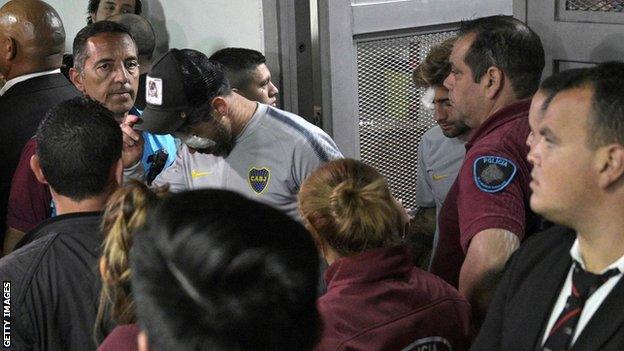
137, 48, 230, 134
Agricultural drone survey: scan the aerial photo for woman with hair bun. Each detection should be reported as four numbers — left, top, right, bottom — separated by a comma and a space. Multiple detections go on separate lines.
299, 159, 473, 351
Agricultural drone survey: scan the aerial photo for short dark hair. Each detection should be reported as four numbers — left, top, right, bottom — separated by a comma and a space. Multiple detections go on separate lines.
209, 48, 266, 89
73, 21, 136, 72
173, 49, 231, 126
131, 189, 320, 351
413, 37, 456, 87
459, 15, 545, 99
541, 61, 624, 149
36, 96, 122, 201
87, 0, 143, 24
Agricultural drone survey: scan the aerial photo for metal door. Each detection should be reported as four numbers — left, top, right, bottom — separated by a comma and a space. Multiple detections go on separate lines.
318, 0, 512, 209
523, 0, 624, 76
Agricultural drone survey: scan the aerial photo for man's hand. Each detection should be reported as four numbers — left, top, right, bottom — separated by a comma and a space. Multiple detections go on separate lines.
121, 114, 144, 168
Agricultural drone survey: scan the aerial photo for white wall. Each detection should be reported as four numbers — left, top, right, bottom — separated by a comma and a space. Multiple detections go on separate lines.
0, 0, 265, 58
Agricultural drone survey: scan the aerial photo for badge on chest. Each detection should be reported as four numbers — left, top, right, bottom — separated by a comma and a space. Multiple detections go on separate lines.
248, 167, 271, 194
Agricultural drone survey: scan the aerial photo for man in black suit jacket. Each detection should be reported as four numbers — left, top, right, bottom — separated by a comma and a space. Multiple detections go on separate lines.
472, 62, 624, 350
0, 0, 79, 246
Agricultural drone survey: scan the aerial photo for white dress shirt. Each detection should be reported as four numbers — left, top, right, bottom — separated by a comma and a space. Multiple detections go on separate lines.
542, 239, 624, 346
0, 68, 61, 96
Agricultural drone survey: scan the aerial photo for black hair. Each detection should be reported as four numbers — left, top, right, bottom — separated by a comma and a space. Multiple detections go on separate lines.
87, 0, 143, 24
540, 62, 624, 149
459, 15, 545, 99
540, 68, 587, 96
131, 189, 320, 351
209, 48, 266, 89
36, 96, 122, 201
73, 21, 136, 72
171, 49, 231, 126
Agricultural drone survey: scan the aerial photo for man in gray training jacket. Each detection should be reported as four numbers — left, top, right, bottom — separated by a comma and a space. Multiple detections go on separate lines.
134, 48, 343, 219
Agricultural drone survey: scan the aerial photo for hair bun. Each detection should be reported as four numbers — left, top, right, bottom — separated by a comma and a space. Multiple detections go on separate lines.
329, 180, 363, 218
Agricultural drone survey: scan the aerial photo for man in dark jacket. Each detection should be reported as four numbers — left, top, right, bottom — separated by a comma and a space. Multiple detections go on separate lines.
473, 62, 624, 350
0, 97, 122, 350
0, 0, 79, 249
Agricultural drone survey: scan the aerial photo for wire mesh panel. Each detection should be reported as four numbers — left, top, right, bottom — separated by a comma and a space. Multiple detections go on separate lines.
566, 0, 624, 12
356, 30, 456, 210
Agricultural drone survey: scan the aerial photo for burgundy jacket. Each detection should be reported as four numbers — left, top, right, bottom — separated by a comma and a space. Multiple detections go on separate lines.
98, 324, 140, 351
316, 245, 472, 351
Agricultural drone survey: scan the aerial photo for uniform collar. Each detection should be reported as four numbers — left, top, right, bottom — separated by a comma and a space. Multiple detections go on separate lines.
324, 245, 413, 289
466, 99, 531, 150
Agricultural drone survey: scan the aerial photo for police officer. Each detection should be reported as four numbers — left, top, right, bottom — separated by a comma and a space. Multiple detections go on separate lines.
430, 15, 545, 322
473, 61, 624, 351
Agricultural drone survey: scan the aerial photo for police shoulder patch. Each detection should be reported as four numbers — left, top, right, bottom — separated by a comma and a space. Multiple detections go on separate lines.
473, 156, 517, 193
248, 167, 271, 195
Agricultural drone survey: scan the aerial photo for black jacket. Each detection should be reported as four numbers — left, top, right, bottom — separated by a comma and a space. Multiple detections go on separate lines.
0, 212, 110, 351
0, 73, 79, 241
471, 225, 624, 351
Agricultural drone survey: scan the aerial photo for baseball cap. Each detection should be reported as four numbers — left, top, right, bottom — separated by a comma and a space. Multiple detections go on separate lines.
137, 48, 229, 134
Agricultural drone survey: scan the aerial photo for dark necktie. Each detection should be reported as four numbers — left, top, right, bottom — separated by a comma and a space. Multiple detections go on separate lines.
542, 262, 620, 351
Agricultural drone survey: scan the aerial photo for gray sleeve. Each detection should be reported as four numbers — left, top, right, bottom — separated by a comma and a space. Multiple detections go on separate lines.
291, 131, 343, 189
123, 160, 145, 182
151, 145, 190, 192
415, 136, 435, 208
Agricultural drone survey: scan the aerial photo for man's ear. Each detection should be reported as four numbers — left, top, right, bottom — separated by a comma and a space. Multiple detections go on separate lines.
29, 154, 48, 185
211, 96, 229, 118
2, 35, 16, 62
483, 66, 504, 100
69, 67, 85, 92
597, 144, 624, 189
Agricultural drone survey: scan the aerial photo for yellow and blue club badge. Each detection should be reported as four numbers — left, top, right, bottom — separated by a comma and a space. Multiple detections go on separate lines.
248, 167, 271, 195
473, 156, 517, 193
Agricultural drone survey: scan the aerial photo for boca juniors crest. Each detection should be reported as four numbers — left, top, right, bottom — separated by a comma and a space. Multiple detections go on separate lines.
473, 155, 517, 193
248, 167, 271, 194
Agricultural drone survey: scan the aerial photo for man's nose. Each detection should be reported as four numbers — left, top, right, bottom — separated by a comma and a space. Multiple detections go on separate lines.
443, 74, 454, 90
269, 81, 279, 97
527, 143, 539, 165
113, 64, 130, 83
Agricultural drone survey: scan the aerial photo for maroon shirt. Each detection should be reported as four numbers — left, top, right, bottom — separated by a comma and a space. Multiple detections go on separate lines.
98, 324, 140, 351
431, 100, 540, 287
7, 138, 52, 232
316, 245, 472, 351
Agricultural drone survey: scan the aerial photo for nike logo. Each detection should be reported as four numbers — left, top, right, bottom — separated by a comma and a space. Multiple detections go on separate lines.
432, 174, 449, 181
191, 170, 212, 179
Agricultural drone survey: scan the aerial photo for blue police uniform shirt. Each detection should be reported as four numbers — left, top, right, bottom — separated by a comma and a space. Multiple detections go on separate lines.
131, 107, 177, 171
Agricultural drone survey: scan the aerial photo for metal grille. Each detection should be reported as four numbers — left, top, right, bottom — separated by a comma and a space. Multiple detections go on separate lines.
356, 30, 456, 210
566, 0, 624, 12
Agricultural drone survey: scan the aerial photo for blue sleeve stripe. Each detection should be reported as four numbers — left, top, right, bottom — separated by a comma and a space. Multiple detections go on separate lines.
267, 108, 339, 162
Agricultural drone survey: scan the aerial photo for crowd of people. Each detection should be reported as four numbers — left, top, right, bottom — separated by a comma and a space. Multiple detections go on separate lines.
1, 0, 624, 350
